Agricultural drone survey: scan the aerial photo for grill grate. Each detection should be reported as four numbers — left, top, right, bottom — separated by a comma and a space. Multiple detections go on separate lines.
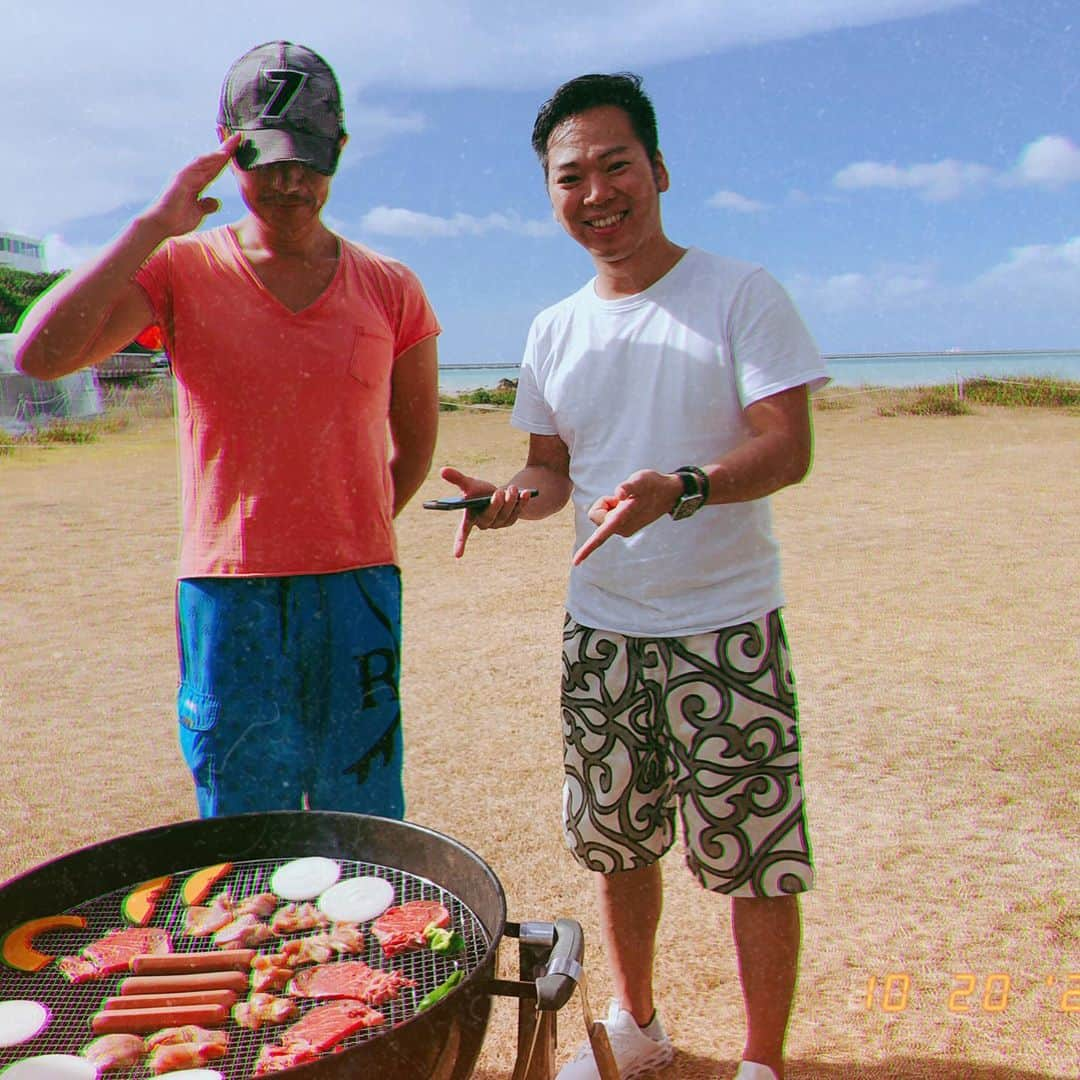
0, 855, 491, 1077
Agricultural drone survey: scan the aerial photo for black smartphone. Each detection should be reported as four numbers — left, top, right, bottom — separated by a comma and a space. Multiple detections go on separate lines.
422, 490, 539, 511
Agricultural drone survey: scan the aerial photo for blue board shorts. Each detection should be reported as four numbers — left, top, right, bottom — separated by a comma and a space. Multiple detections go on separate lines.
175, 566, 404, 818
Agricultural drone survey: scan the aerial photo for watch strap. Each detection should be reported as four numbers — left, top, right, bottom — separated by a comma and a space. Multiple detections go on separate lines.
675, 465, 710, 503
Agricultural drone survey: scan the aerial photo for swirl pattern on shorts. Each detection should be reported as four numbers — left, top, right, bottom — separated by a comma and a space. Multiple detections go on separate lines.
561, 611, 813, 896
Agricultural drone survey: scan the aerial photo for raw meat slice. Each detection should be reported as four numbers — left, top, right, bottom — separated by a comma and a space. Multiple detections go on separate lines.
252, 1040, 319, 1075
253, 1001, 384, 1075
371, 900, 450, 957
288, 959, 415, 1005
58, 927, 171, 982
282, 1000, 384, 1050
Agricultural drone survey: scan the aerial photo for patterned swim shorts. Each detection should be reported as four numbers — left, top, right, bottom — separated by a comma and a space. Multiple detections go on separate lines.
561, 610, 814, 897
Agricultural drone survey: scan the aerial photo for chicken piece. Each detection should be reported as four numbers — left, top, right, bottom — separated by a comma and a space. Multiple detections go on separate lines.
81, 1033, 145, 1070
278, 922, 365, 967
270, 901, 329, 935
233, 992, 299, 1030
323, 923, 364, 954
213, 912, 277, 949
148, 1037, 228, 1075
251, 954, 294, 993
234, 892, 278, 918
184, 891, 234, 937
145, 1026, 228, 1051
279, 936, 334, 967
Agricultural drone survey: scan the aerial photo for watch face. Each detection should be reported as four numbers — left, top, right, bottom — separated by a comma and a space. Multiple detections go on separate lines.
671, 493, 706, 520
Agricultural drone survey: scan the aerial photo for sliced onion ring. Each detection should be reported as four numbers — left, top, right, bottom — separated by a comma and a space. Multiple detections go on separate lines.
1, 1055, 97, 1079
154, 1071, 224, 1080
317, 876, 395, 923
0, 1001, 49, 1047
270, 857, 341, 901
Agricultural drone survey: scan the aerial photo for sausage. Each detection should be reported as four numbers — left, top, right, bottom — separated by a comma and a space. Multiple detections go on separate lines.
119, 971, 250, 996
131, 949, 255, 975
91, 1002, 228, 1034
102, 989, 238, 1011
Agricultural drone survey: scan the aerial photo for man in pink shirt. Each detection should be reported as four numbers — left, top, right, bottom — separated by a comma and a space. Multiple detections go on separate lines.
16, 42, 440, 818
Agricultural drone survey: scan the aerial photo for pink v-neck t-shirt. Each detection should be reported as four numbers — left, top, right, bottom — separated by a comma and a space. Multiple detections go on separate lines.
135, 226, 439, 578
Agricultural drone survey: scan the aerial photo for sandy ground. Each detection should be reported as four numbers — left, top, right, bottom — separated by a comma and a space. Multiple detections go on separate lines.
0, 400, 1077, 1078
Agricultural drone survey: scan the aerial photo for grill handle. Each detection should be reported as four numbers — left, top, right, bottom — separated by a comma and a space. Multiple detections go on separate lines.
495, 918, 584, 1011
536, 918, 583, 1011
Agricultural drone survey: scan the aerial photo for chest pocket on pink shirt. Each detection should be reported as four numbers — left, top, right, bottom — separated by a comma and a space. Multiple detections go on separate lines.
348, 325, 395, 388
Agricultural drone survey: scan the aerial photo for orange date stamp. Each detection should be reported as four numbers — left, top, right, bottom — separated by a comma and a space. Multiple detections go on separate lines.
862, 972, 1080, 1013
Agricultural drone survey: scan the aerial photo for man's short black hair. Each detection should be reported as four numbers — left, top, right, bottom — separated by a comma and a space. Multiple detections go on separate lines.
531, 73, 659, 173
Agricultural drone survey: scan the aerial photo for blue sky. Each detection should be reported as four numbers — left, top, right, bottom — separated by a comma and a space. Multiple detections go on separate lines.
4, 0, 1078, 361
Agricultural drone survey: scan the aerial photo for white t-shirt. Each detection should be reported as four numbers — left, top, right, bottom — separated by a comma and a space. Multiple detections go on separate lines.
511, 247, 829, 637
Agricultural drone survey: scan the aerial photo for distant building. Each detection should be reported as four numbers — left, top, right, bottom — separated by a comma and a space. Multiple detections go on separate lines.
0, 231, 46, 273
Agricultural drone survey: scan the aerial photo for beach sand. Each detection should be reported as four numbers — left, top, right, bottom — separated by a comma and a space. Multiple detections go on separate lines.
1, 402, 1076, 1078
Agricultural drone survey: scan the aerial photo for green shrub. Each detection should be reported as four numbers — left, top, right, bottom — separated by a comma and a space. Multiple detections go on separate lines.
877, 387, 971, 417
961, 375, 1080, 408
442, 385, 517, 408
34, 421, 100, 444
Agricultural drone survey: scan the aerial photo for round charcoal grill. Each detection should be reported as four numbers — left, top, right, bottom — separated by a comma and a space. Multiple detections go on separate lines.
0, 813, 586, 1079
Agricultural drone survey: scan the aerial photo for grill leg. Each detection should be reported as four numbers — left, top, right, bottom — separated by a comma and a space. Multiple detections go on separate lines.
511, 938, 557, 1080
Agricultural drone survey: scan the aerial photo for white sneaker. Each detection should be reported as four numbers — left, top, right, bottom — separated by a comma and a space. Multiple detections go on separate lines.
557, 1000, 674, 1079
732, 1063, 779, 1080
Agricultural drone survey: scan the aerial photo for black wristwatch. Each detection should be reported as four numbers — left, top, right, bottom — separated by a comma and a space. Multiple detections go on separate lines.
670, 465, 709, 520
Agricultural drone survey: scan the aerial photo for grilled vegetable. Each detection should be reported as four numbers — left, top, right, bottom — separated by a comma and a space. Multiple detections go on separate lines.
416, 970, 463, 1012
423, 924, 465, 955
1, 915, 87, 972
180, 863, 233, 906
121, 876, 171, 926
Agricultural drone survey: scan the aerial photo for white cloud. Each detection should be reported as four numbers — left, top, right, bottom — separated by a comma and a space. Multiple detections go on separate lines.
347, 106, 427, 149
2, 0, 975, 234
970, 237, 1080, 301
361, 206, 556, 239
787, 240, 1080, 349
788, 264, 935, 315
1011, 135, 1080, 189
706, 190, 767, 213
833, 158, 993, 201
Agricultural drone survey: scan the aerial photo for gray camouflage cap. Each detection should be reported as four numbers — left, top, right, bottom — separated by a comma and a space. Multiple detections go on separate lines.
218, 41, 345, 175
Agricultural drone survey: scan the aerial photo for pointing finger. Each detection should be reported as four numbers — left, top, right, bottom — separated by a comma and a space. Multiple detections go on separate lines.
572, 498, 635, 565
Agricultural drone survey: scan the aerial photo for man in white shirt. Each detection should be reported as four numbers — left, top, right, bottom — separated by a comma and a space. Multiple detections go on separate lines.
441, 73, 828, 1080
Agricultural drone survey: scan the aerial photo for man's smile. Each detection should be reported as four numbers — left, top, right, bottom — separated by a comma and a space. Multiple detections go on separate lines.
585, 210, 628, 230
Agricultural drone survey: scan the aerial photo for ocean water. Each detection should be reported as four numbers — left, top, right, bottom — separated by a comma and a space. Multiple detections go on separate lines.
439, 350, 1080, 392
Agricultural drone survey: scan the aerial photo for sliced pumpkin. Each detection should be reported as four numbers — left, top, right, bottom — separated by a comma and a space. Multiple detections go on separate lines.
181, 862, 233, 906
1, 914, 87, 972
121, 875, 171, 926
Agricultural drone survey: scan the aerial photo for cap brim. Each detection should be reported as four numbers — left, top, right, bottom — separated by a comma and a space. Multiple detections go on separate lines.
235, 129, 338, 175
